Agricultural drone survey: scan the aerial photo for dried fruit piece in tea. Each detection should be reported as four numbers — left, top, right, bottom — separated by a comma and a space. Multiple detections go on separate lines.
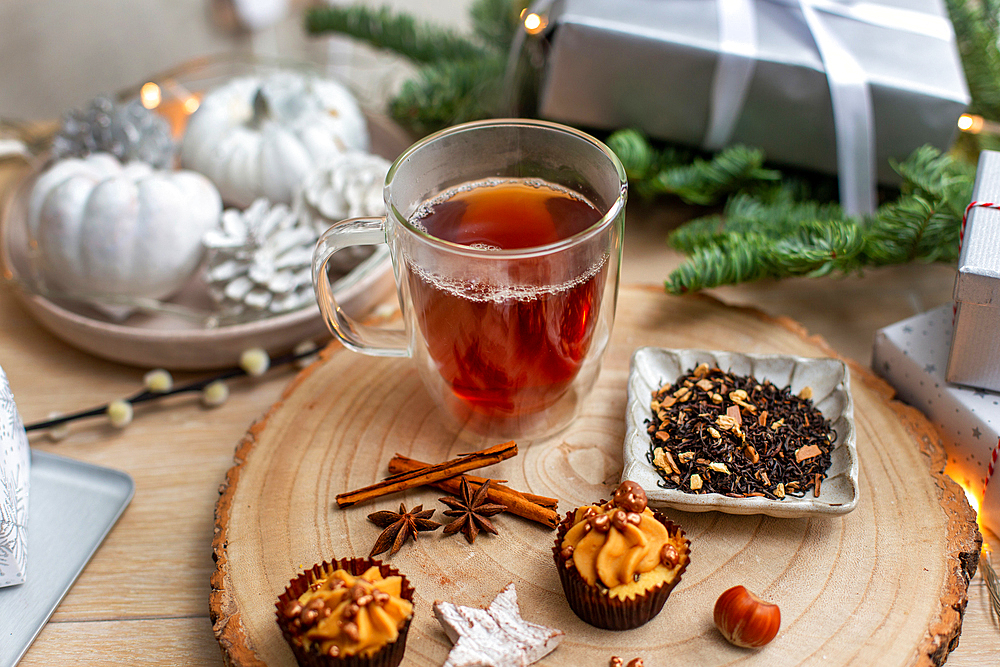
645, 365, 835, 499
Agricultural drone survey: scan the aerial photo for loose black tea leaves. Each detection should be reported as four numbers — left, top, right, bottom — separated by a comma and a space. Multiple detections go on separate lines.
645, 363, 835, 499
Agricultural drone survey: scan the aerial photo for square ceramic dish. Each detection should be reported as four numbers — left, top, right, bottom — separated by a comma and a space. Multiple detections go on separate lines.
621, 347, 858, 518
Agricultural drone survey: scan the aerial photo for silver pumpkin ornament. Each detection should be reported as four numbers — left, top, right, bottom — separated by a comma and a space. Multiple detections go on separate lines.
50, 96, 175, 169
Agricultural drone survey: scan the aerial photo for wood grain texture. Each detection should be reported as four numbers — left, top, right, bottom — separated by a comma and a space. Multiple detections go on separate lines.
211, 286, 980, 667
1, 131, 995, 666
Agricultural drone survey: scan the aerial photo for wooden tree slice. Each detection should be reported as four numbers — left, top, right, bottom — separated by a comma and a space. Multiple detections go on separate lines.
211, 286, 980, 667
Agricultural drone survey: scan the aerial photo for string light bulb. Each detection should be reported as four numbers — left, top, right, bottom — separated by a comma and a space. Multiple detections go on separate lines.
522, 12, 547, 34
957, 113, 1000, 135
140, 82, 162, 110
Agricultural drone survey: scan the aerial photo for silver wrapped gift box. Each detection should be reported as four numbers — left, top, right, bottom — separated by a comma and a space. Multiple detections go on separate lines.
947, 150, 1000, 393
531, 0, 969, 213
0, 364, 29, 588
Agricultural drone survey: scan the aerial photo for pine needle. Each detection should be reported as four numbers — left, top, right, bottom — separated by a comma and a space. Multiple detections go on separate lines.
650, 146, 781, 206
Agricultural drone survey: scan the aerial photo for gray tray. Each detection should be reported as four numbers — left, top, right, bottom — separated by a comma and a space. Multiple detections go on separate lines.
0, 450, 134, 666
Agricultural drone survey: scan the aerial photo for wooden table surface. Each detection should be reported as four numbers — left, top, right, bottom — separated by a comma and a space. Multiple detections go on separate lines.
1, 156, 997, 665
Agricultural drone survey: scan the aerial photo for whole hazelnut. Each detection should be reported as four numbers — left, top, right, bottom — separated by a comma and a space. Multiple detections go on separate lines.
613, 481, 648, 513
610, 509, 629, 532
713, 585, 781, 648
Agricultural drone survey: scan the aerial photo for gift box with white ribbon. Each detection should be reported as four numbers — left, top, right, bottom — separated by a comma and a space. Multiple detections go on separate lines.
527, 0, 969, 215
874, 305, 1000, 537
0, 364, 29, 587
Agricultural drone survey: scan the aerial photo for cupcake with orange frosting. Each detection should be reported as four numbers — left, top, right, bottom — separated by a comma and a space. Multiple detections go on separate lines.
553, 481, 690, 629
276, 557, 414, 667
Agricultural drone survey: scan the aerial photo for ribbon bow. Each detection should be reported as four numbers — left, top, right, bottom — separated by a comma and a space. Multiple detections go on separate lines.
706, 0, 954, 215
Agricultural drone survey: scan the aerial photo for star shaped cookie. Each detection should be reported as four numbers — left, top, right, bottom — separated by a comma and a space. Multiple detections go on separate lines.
433, 583, 563, 667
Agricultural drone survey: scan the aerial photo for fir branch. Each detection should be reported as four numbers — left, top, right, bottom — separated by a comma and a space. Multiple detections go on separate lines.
305, 5, 487, 64
660, 142, 974, 293
606, 128, 657, 181
470, 0, 528, 50
646, 146, 782, 206
669, 190, 843, 253
943, 0, 1000, 120
891, 144, 975, 218
306, 1, 527, 136
767, 220, 866, 278
864, 195, 961, 265
665, 233, 774, 293
389, 57, 507, 136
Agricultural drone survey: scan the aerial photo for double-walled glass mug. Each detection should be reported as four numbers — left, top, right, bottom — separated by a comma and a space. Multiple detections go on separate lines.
313, 119, 627, 441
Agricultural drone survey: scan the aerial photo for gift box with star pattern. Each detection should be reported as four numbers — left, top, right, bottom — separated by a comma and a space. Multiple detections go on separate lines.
1, 363, 30, 587
873, 304, 1000, 536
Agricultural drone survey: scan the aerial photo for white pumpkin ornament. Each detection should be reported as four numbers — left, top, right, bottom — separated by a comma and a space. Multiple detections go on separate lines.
26, 152, 222, 302
180, 70, 369, 208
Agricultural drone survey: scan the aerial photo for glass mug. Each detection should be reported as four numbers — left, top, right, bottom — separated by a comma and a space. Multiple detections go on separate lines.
312, 119, 627, 441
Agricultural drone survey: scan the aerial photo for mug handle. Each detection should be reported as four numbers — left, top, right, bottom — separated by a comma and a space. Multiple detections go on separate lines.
312, 216, 408, 357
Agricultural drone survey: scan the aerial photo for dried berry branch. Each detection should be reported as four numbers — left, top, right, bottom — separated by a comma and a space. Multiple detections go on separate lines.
24, 343, 320, 435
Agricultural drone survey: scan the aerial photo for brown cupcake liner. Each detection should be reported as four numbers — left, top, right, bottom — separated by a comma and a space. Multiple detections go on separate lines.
276, 557, 415, 667
552, 505, 691, 630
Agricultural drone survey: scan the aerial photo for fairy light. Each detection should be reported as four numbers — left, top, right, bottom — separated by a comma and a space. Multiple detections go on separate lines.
523, 12, 547, 34
140, 82, 162, 110
956, 112, 1000, 136
962, 481, 982, 518
958, 113, 983, 133
183, 96, 201, 114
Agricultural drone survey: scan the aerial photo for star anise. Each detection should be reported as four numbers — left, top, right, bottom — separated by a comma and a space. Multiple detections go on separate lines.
440, 478, 507, 544
367, 503, 441, 557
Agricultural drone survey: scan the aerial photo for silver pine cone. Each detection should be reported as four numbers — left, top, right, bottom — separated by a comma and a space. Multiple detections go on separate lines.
299, 150, 391, 236
202, 199, 318, 315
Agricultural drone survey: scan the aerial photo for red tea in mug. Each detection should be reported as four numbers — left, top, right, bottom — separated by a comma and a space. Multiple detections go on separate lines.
407, 178, 608, 417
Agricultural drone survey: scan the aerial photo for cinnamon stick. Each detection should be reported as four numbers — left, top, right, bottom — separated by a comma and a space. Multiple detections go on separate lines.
387, 455, 558, 509
387, 455, 559, 528
335, 441, 518, 508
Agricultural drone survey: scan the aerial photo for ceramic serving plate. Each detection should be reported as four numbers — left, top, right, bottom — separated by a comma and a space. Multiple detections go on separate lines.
0, 57, 412, 370
621, 347, 858, 518
0, 167, 395, 370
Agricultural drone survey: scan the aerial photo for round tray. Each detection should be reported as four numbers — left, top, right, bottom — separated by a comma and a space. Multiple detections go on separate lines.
211, 286, 980, 666
0, 114, 410, 370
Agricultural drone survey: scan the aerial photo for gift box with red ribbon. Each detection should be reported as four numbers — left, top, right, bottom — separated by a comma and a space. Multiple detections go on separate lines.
948, 149, 1000, 394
